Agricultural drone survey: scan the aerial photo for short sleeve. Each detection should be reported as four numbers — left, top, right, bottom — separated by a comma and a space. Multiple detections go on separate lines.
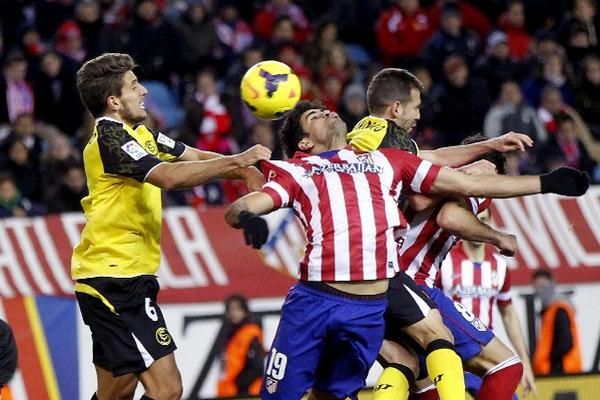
381, 148, 441, 194
144, 126, 187, 161
97, 120, 163, 182
260, 161, 298, 208
497, 265, 513, 306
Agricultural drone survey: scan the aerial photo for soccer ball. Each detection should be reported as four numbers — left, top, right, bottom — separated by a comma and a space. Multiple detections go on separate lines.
240, 60, 301, 120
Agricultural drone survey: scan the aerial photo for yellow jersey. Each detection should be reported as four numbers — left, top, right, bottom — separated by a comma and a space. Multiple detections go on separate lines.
347, 115, 419, 155
71, 117, 186, 280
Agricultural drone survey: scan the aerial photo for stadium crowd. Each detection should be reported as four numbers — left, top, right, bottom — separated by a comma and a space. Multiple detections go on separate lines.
1, 0, 600, 217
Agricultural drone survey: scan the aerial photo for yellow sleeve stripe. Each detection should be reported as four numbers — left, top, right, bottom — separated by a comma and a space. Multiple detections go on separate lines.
75, 282, 118, 314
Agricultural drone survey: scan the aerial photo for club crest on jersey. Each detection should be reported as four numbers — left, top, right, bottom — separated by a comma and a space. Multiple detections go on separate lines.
121, 140, 148, 160
356, 152, 374, 164
303, 162, 382, 177
265, 377, 278, 394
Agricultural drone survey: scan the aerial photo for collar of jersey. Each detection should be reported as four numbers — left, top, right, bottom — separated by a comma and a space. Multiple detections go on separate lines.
96, 116, 125, 126
293, 145, 354, 160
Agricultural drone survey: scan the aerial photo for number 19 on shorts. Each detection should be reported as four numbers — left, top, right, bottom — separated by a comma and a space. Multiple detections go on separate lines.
265, 348, 288, 380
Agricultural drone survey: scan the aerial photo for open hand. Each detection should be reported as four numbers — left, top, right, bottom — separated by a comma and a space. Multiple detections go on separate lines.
492, 131, 534, 152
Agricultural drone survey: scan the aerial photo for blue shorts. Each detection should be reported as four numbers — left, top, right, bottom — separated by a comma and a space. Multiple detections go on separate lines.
416, 286, 495, 379
260, 282, 387, 400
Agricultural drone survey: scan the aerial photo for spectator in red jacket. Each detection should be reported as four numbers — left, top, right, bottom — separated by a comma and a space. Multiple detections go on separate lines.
375, 0, 433, 66
253, 0, 310, 44
497, 0, 532, 61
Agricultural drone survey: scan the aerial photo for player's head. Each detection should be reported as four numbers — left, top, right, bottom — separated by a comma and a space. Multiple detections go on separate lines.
280, 100, 348, 157
367, 68, 424, 131
461, 134, 507, 175
76, 53, 147, 124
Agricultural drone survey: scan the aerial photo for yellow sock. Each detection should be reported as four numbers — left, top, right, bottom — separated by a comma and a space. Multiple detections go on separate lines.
372, 365, 411, 400
425, 342, 465, 400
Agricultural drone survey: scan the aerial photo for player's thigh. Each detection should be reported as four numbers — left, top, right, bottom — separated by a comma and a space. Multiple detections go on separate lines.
261, 285, 331, 400
137, 353, 182, 398
424, 286, 494, 361
401, 309, 453, 348
465, 337, 516, 376
95, 365, 137, 400
313, 295, 387, 399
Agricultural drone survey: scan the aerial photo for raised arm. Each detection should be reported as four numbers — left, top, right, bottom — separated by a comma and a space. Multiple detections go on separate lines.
436, 199, 516, 256
429, 166, 589, 198
146, 145, 270, 189
179, 146, 267, 191
420, 132, 533, 167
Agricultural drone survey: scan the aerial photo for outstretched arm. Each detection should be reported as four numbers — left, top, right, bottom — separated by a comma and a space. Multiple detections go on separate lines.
179, 146, 267, 191
146, 145, 270, 190
436, 198, 516, 256
420, 132, 533, 167
429, 166, 589, 198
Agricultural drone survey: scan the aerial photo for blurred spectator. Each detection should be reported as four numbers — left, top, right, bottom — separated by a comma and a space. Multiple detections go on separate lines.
537, 86, 566, 134
253, 0, 310, 44
558, 0, 599, 49
537, 112, 598, 179
217, 294, 265, 397
484, 81, 547, 142
411, 65, 438, 148
182, 69, 233, 154
339, 83, 367, 130
304, 21, 338, 73
0, 113, 44, 167
565, 24, 595, 70
319, 43, 354, 90
20, 26, 46, 62
474, 31, 525, 98
375, 0, 433, 66
0, 52, 34, 125
497, 0, 532, 61
121, 0, 182, 82
33, 51, 83, 137
40, 132, 82, 205
265, 16, 298, 58
573, 54, 600, 130
0, 173, 43, 218
46, 165, 87, 213
428, 0, 492, 40
55, 20, 86, 64
177, 0, 219, 76
74, 0, 105, 58
214, 2, 254, 66
421, 2, 480, 79
249, 120, 282, 160
319, 73, 344, 112
523, 50, 573, 108
4, 139, 42, 201
531, 270, 583, 375
431, 54, 491, 145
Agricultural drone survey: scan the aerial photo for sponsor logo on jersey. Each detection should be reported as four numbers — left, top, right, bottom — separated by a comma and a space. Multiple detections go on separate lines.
265, 377, 278, 394
155, 327, 172, 345
157, 132, 175, 149
121, 140, 148, 161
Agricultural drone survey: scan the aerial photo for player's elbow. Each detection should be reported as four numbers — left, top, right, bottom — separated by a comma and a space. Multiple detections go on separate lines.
225, 202, 242, 228
436, 203, 461, 233
146, 165, 179, 189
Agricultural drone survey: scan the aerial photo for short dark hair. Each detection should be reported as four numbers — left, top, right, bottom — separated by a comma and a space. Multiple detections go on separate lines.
532, 269, 554, 281
367, 68, 424, 115
461, 134, 507, 175
280, 100, 325, 158
76, 53, 136, 118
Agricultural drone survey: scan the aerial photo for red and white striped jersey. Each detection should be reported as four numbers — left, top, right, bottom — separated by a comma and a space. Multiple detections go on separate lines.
438, 242, 512, 329
400, 197, 492, 287
260, 147, 441, 282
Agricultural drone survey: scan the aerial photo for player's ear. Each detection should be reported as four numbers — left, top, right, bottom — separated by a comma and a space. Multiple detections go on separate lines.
107, 95, 120, 112
298, 138, 314, 152
390, 100, 403, 118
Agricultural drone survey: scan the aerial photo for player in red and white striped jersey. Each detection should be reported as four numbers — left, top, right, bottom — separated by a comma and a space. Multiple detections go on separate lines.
440, 237, 512, 330
439, 208, 537, 398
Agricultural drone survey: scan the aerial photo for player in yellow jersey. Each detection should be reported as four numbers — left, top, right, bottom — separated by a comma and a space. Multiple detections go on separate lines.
72, 53, 271, 400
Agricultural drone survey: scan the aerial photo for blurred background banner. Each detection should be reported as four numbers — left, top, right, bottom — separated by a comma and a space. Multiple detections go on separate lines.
0, 196, 599, 398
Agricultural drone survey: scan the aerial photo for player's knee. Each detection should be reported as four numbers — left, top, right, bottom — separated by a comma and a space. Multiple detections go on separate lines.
147, 380, 183, 400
